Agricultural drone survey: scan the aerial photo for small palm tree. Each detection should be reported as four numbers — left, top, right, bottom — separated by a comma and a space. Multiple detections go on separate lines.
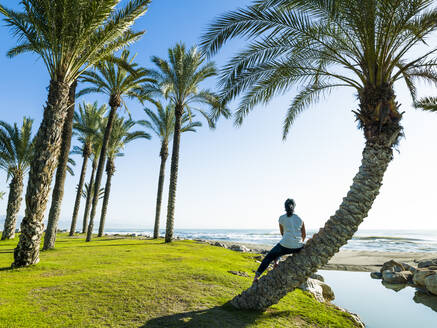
140, 103, 201, 239
1, 0, 150, 267
97, 116, 150, 237
0, 118, 34, 240
81, 183, 105, 202
68, 102, 107, 236
78, 50, 155, 242
148, 43, 229, 242
201, 0, 437, 310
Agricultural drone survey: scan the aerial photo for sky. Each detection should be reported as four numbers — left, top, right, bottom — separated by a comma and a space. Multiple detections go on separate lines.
0, 0, 437, 232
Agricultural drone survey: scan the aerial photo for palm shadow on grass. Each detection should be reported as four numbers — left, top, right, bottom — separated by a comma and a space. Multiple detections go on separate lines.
141, 302, 288, 328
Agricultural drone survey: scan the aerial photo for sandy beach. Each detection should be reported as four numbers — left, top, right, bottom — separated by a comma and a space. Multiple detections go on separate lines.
209, 240, 437, 272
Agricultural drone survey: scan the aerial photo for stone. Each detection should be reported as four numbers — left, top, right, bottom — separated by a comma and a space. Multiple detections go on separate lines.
382, 270, 412, 284
399, 262, 417, 273
230, 244, 249, 252
310, 273, 325, 282
371, 272, 382, 279
228, 270, 250, 278
298, 278, 335, 302
418, 258, 437, 268
334, 306, 365, 328
213, 241, 227, 248
425, 274, 437, 295
130, 233, 137, 237
380, 260, 406, 273
253, 255, 263, 261
413, 269, 437, 286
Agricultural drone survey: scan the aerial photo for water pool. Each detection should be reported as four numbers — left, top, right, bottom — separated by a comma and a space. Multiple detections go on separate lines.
319, 270, 437, 328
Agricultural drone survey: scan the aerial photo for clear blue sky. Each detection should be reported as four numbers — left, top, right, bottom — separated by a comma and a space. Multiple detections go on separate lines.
1, 0, 437, 231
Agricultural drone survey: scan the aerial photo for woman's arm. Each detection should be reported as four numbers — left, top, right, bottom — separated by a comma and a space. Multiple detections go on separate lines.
301, 222, 306, 241
279, 224, 284, 236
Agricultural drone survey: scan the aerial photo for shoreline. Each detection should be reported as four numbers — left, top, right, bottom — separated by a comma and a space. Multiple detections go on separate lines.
202, 240, 437, 273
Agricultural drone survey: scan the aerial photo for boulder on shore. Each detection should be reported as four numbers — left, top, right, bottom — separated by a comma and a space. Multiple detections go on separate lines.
299, 278, 335, 303
213, 241, 227, 248
418, 258, 437, 268
382, 270, 412, 284
412, 269, 437, 287
424, 274, 437, 295
230, 244, 249, 252
370, 272, 382, 279
380, 260, 407, 273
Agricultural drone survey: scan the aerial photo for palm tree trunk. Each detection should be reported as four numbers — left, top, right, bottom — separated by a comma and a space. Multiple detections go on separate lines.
153, 143, 168, 239
69, 146, 90, 236
43, 80, 77, 250
86, 99, 119, 242
165, 105, 183, 243
1, 172, 24, 240
231, 135, 401, 310
12, 79, 70, 268
82, 158, 97, 234
97, 157, 115, 237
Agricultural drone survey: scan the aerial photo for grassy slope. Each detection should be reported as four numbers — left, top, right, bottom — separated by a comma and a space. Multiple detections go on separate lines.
0, 234, 359, 328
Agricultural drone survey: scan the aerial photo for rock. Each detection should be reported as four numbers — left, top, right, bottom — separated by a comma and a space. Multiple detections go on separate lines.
371, 272, 382, 279
413, 269, 437, 286
228, 270, 249, 278
382, 270, 412, 284
413, 290, 437, 312
213, 241, 227, 248
230, 244, 249, 252
380, 260, 406, 273
310, 273, 325, 282
399, 262, 417, 274
334, 306, 366, 328
253, 255, 263, 261
299, 278, 334, 302
418, 258, 437, 268
130, 233, 137, 237
382, 281, 407, 292
425, 274, 437, 295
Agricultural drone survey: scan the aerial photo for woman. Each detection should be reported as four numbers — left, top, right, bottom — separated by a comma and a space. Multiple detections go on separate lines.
254, 198, 306, 283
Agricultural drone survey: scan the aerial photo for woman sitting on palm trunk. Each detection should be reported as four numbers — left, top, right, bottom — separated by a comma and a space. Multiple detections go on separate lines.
254, 199, 306, 283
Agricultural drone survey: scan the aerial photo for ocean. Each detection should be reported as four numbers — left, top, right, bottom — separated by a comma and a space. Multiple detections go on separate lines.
99, 228, 437, 253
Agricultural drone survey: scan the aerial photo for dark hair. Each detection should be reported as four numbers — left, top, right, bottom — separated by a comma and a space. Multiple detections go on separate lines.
284, 199, 295, 217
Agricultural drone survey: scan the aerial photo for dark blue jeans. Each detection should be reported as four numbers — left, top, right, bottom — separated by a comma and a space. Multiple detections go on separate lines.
256, 243, 303, 275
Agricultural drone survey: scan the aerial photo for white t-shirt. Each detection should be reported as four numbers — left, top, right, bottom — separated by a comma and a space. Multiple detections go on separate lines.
278, 214, 304, 249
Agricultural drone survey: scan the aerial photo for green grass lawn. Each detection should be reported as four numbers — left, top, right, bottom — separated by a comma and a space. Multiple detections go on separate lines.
0, 234, 359, 327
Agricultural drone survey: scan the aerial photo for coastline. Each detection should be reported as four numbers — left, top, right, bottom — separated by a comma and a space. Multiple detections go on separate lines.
202, 240, 437, 272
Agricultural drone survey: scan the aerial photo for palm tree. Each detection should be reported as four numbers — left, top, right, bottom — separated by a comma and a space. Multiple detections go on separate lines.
81, 183, 105, 202
69, 102, 107, 236
78, 50, 155, 242
0, 118, 34, 240
149, 43, 229, 243
201, 0, 437, 310
43, 81, 78, 250
1, 0, 150, 267
97, 116, 150, 237
140, 103, 201, 239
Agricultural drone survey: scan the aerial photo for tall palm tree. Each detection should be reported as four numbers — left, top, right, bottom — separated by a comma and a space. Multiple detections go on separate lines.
149, 43, 229, 243
78, 50, 155, 242
43, 80, 78, 250
97, 116, 150, 237
140, 103, 201, 239
1, 0, 150, 267
0, 118, 34, 240
201, 0, 437, 310
69, 102, 107, 236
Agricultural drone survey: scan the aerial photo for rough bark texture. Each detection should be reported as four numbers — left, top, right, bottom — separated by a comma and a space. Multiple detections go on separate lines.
165, 106, 183, 243
97, 157, 115, 237
1, 173, 24, 240
231, 141, 396, 310
69, 145, 90, 236
86, 97, 119, 242
12, 79, 70, 268
43, 81, 77, 250
82, 158, 97, 234
153, 143, 168, 239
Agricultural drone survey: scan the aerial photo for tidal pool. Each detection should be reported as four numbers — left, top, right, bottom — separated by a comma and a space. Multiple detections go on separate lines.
319, 270, 437, 328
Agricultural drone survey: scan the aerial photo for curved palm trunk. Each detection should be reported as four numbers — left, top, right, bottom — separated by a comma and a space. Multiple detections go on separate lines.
153, 143, 168, 239
69, 146, 90, 236
82, 158, 97, 234
86, 99, 119, 242
165, 105, 183, 243
1, 173, 24, 240
231, 135, 401, 310
12, 79, 70, 268
43, 81, 77, 250
97, 157, 115, 237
